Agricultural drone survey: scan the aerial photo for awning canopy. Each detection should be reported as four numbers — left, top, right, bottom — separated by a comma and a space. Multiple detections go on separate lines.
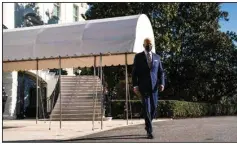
3, 14, 155, 71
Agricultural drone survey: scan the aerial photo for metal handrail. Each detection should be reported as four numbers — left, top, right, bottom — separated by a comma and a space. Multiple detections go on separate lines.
47, 78, 60, 115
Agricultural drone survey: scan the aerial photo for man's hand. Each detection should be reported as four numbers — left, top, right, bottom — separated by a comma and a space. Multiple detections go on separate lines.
159, 85, 164, 92
133, 86, 141, 96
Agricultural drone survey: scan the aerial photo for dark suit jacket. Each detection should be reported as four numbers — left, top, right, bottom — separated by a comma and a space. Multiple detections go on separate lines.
132, 51, 165, 95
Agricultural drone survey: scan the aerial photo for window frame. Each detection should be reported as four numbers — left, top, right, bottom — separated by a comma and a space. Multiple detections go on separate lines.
73, 4, 79, 22
53, 3, 61, 18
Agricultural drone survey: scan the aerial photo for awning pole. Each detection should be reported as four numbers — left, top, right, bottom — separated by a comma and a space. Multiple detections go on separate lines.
92, 56, 96, 131
128, 76, 133, 124
100, 54, 103, 130
49, 90, 55, 130
36, 59, 39, 124
59, 56, 62, 129
125, 53, 128, 125
39, 72, 46, 123
97, 66, 100, 122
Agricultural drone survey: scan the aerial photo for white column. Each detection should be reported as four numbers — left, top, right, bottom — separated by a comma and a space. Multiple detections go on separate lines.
65, 3, 74, 23
3, 3, 15, 29
11, 71, 18, 118
3, 71, 18, 119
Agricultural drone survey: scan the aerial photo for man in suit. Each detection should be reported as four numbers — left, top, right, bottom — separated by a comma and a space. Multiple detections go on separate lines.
132, 38, 165, 139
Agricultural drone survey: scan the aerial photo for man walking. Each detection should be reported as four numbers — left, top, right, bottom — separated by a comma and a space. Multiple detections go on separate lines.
132, 38, 165, 139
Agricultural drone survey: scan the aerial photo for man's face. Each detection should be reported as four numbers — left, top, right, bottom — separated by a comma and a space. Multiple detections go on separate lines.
143, 38, 152, 52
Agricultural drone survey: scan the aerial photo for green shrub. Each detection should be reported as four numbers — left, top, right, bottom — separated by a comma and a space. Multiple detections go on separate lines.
110, 100, 237, 119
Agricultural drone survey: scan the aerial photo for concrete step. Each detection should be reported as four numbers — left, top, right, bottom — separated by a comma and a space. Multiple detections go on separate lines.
60, 86, 102, 90
61, 77, 100, 81
54, 101, 101, 105
60, 87, 101, 90
55, 98, 101, 102
59, 99, 102, 103
54, 104, 101, 107
60, 90, 102, 93
60, 98, 102, 102
52, 109, 102, 112
62, 84, 101, 88
51, 113, 102, 119
60, 81, 101, 84
60, 92, 102, 96
53, 104, 102, 108
49, 117, 103, 121
61, 76, 100, 79
61, 77, 100, 80
52, 108, 102, 113
60, 96, 102, 100
53, 105, 102, 109
60, 85, 101, 88
61, 80, 101, 83
52, 109, 102, 115
60, 92, 103, 96
53, 95, 102, 100
60, 91, 102, 95
61, 82, 101, 85
58, 101, 101, 105
60, 84, 101, 87
60, 84, 102, 88
53, 106, 102, 110
61, 88, 101, 93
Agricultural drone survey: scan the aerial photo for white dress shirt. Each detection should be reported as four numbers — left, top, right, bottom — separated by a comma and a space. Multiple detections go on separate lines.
144, 50, 153, 63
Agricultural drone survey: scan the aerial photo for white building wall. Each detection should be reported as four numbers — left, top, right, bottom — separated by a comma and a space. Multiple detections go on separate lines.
61, 3, 88, 23
3, 3, 89, 28
37, 3, 54, 24
3, 3, 15, 29
36, 3, 88, 24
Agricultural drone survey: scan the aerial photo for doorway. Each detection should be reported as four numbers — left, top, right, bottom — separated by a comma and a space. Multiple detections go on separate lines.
25, 88, 36, 118
16, 71, 47, 119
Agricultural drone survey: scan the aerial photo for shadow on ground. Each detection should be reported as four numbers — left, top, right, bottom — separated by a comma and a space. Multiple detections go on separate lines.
64, 134, 147, 142
3, 140, 60, 143
3, 126, 25, 129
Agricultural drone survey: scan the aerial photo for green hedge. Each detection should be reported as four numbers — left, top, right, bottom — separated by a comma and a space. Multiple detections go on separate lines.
110, 100, 237, 119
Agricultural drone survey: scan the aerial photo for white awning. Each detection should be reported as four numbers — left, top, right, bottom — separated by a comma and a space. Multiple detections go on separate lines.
3, 14, 155, 71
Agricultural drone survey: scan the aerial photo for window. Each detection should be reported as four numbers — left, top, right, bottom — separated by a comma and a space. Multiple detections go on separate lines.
53, 3, 61, 18
73, 4, 79, 22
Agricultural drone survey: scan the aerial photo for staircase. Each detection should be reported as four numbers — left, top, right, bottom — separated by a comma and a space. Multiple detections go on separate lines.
50, 75, 103, 121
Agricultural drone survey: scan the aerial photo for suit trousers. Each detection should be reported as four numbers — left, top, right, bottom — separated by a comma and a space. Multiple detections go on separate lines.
141, 91, 158, 134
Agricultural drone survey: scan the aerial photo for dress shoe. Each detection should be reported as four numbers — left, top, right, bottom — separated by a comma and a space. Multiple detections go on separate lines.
147, 133, 154, 139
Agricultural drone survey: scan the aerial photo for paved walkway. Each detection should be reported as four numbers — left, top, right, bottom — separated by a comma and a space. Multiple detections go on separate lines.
65, 116, 237, 143
3, 119, 170, 142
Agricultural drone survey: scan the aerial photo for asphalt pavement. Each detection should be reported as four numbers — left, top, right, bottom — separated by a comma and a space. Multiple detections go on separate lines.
5, 116, 237, 143
65, 116, 237, 143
